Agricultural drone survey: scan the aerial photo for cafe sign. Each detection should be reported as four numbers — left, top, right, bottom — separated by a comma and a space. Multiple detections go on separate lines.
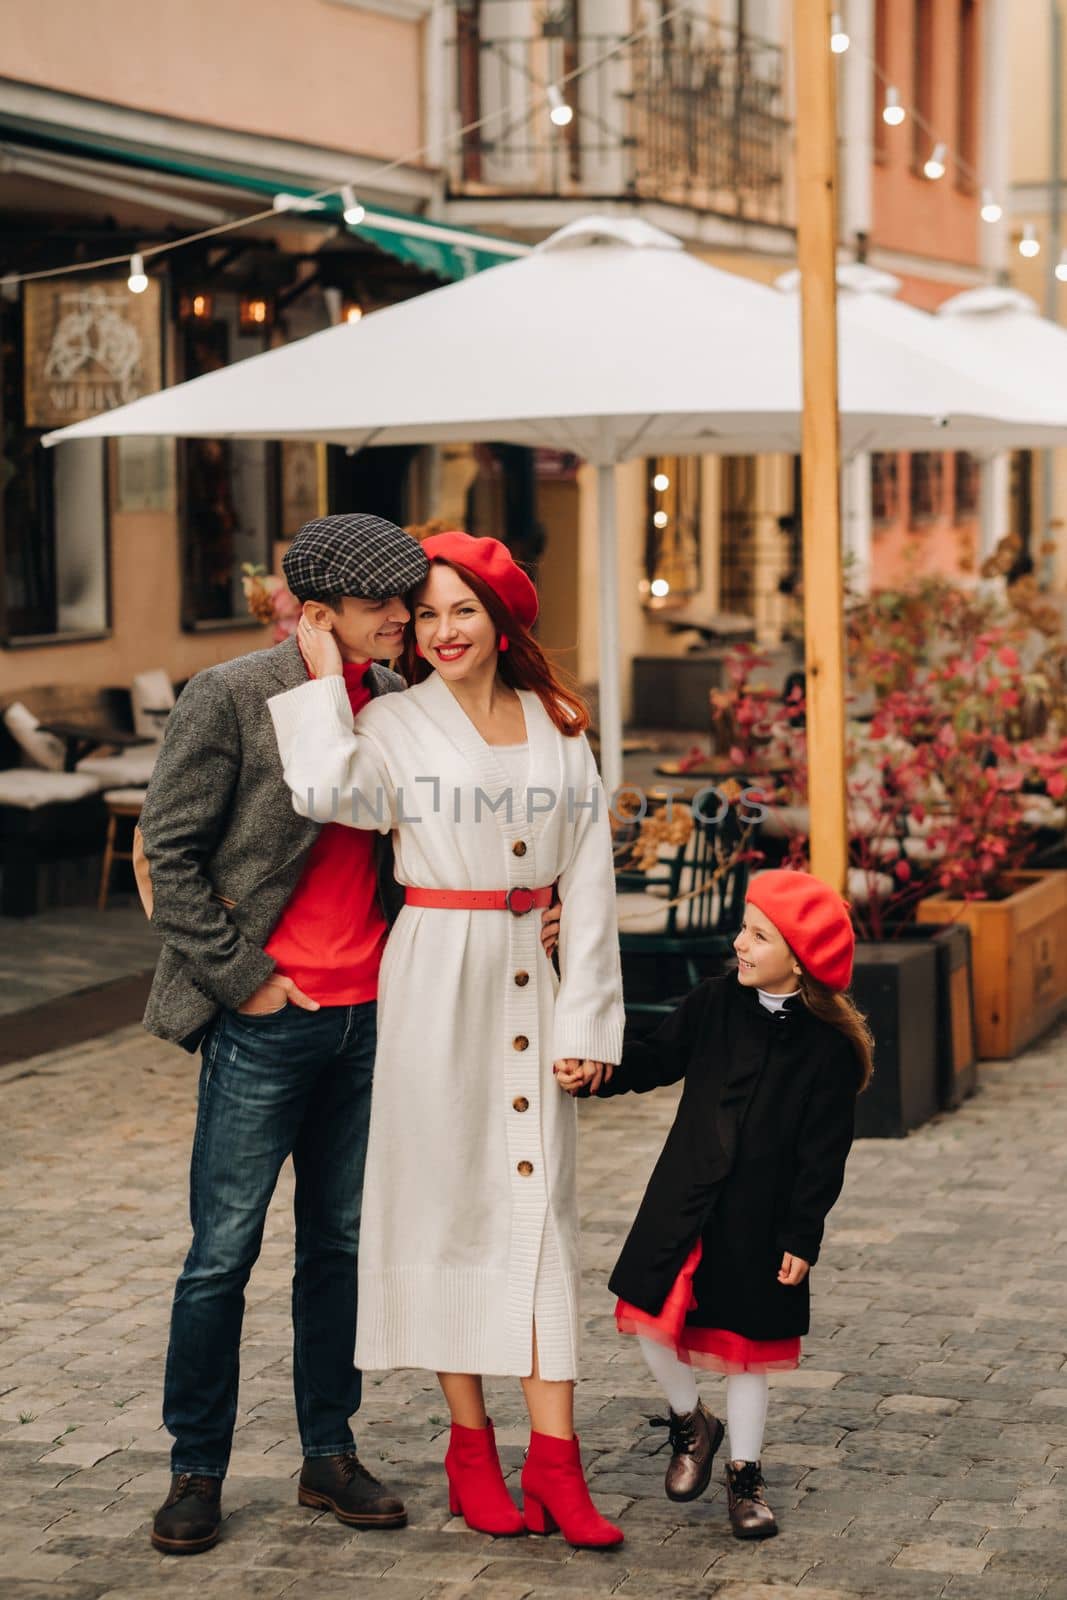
24, 277, 163, 429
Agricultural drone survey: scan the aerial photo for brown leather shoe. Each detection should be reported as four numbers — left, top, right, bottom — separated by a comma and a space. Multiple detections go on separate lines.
150, 1473, 222, 1554
725, 1459, 778, 1539
651, 1401, 725, 1502
298, 1451, 407, 1529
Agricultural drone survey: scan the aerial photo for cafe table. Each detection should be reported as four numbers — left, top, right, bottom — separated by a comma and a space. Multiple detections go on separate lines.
38, 721, 154, 774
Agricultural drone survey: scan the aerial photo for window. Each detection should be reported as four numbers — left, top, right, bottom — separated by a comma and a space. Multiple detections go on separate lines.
909, 451, 943, 524
871, 452, 900, 525
1009, 450, 1033, 554
953, 451, 980, 521
643, 455, 702, 606
719, 455, 757, 615
912, 0, 935, 171
956, 0, 978, 188
179, 297, 276, 629
1, 298, 109, 644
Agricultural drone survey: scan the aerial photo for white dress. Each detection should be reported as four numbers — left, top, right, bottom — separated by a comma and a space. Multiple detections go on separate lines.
269, 672, 624, 1380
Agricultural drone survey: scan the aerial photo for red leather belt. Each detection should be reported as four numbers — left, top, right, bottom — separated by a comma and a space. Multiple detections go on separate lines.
404, 885, 555, 916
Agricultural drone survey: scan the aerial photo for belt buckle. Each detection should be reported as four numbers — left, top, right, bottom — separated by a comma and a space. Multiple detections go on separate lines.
505, 886, 536, 916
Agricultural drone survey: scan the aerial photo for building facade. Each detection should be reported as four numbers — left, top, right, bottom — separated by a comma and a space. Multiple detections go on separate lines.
0, 0, 1021, 729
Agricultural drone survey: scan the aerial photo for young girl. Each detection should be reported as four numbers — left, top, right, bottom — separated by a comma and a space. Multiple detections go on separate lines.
558, 869, 872, 1541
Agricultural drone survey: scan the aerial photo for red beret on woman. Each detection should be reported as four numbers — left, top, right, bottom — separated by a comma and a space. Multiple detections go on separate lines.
421, 530, 539, 629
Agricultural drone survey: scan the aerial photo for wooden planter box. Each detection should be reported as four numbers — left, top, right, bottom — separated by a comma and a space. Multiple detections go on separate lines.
916, 870, 1067, 1059
851, 941, 939, 1138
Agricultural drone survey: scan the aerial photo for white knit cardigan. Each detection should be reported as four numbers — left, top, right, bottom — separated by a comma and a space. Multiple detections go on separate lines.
269, 671, 624, 1379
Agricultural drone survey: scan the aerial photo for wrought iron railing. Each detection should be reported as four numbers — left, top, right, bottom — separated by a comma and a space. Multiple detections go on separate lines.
445, 4, 789, 220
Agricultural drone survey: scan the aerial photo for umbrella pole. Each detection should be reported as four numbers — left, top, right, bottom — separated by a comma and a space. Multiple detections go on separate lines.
794, 0, 849, 894
595, 462, 623, 802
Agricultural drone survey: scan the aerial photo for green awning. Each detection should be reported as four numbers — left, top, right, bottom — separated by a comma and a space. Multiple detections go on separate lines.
0, 116, 528, 281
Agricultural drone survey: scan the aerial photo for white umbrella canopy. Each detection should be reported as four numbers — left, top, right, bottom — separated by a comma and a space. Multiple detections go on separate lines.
776, 263, 1067, 450
937, 285, 1067, 416
45, 218, 1060, 461
45, 218, 1066, 792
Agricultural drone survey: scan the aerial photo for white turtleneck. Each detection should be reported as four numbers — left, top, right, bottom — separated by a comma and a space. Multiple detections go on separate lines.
757, 989, 797, 1013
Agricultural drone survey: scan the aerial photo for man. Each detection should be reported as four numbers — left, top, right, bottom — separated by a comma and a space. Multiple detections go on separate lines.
141, 514, 428, 1554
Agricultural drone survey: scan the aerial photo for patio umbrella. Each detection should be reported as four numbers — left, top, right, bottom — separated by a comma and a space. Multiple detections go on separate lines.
46, 217, 1067, 794
777, 264, 1067, 449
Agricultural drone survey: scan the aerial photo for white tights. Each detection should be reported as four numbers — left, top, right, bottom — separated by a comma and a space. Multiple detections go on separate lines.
637, 1336, 769, 1463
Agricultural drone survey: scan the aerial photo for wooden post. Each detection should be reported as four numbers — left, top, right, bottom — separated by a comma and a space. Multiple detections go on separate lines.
793, 0, 849, 893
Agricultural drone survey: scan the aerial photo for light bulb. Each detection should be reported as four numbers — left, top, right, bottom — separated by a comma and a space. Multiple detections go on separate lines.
1019, 223, 1040, 258
341, 185, 365, 226
980, 188, 1002, 223
1056, 251, 1067, 282
652, 472, 670, 492
830, 12, 850, 52
653, 510, 669, 529
344, 302, 364, 323
650, 578, 671, 598
547, 85, 573, 127
923, 142, 947, 180
882, 87, 906, 126
127, 253, 148, 294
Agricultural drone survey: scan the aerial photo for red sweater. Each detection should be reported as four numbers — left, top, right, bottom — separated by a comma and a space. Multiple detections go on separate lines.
265, 659, 388, 1005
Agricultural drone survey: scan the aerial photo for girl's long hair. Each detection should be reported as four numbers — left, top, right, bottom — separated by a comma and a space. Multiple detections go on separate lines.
401, 557, 590, 737
796, 972, 875, 1092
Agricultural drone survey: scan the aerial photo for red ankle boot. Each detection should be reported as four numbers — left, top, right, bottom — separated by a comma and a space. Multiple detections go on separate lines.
444, 1419, 524, 1536
521, 1431, 624, 1548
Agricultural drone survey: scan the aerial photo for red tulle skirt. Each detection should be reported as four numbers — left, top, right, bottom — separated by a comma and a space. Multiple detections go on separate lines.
615, 1239, 801, 1375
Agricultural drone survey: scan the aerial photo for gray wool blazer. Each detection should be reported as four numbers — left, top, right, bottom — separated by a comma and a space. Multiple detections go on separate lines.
138, 636, 405, 1049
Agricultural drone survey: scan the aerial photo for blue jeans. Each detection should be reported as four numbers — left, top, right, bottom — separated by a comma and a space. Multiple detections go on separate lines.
163, 1001, 377, 1477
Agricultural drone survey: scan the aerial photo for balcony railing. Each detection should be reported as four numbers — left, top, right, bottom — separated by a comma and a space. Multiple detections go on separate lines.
446, 4, 788, 220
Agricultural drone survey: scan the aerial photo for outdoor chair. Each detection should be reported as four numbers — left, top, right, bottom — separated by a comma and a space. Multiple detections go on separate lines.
616, 807, 751, 1034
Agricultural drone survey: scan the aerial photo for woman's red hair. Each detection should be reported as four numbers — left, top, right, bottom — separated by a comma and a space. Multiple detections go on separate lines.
400, 557, 590, 737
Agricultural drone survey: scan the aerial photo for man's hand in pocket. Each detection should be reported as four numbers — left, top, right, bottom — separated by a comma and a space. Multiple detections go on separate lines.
237, 976, 320, 1015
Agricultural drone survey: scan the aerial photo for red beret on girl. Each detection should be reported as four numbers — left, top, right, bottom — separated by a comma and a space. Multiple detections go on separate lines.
421, 530, 539, 629
745, 869, 855, 992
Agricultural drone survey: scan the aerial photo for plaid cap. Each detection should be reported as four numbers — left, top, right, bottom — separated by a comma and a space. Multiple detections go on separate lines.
283, 513, 429, 601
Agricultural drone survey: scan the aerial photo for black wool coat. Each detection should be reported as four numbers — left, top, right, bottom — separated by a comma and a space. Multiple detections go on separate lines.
598, 977, 859, 1342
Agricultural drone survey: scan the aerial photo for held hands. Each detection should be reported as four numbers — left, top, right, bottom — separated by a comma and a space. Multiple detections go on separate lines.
778, 1252, 810, 1287
297, 613, 344, 679
540, 901, 561, 958
238, 975, 320, 1015
554, 1058, 614, 1095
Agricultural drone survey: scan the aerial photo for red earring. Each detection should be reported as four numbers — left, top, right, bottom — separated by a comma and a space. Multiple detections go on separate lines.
498, 634, 509, 653
414, 643, 425, 658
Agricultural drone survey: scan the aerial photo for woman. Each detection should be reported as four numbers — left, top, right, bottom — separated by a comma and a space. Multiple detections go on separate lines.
269, 530, 625, 1548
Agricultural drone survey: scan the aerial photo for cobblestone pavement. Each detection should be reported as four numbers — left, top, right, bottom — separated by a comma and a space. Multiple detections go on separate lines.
2, 1016, 1066, 1600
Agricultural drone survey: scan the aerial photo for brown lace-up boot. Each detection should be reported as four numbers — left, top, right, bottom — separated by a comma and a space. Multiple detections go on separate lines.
150, 1473, 222, 1553
649, 1401, 725, 1502
725, 1459, 778, 1539
298, 1451, 407, 1528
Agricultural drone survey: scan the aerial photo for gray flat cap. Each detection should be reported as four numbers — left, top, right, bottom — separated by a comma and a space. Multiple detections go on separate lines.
283, 513, 429, 601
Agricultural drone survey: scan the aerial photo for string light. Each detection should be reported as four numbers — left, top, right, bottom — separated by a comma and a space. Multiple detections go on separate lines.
652, 472, 670, 491
546, 86, 573, 127
650, 578, 671, 598
653, 510, 669, 529
343, 301, 364, 323
1056, 250, 1067, 282
1019, 223, 1041, 258
830, 12, 850, 52
923, 142, 947, 180
882, 86, 906, 126
0, 9, 1007, 293
341, 186, 366, 226
980, 189, 1003, 223
127, 253, 148, 294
